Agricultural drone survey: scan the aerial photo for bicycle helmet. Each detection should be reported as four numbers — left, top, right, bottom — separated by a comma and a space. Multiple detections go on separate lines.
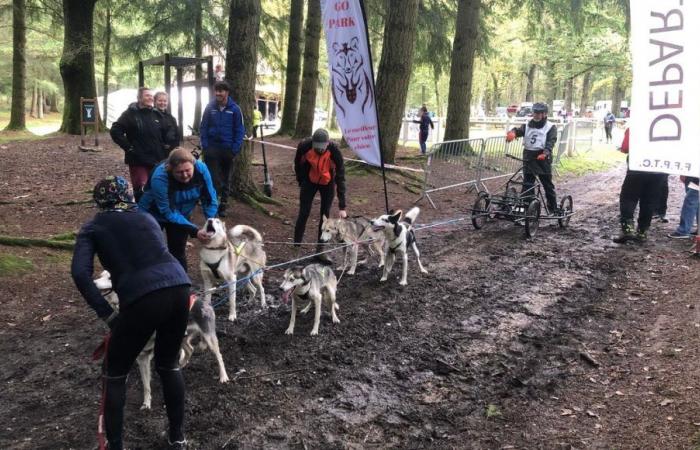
532, 102, 548, 114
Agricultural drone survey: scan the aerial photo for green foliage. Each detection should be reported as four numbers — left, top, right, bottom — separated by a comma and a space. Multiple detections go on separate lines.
0, 253, 34, 276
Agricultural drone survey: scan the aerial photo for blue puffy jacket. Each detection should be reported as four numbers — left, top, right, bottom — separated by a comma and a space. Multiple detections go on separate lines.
71, 208, 191, 319
200, 96, 245, 154
138, 160, 219, 234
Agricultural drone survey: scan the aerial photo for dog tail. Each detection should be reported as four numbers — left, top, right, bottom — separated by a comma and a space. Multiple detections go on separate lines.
229, 225, 263, 243
404, 207, 420, 225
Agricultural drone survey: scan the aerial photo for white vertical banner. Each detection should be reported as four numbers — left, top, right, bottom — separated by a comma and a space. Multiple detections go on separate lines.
321, 0, 382, 167
629, 1, 700, 176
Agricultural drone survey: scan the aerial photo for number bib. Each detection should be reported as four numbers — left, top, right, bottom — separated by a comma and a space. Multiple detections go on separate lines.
524, 121, 554, 151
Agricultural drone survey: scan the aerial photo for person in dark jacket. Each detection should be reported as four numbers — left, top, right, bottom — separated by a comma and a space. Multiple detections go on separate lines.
294, 128, 347, 262
412, 105, 434, 155
604, 111, 615, 143
139, 147, 218, 271
71, 176, 191, 450
155, 91, 180, 153
506, 102, 559, 212
199, 80, 245, 218
612, 128, 665, 243
110, 87, 173, 201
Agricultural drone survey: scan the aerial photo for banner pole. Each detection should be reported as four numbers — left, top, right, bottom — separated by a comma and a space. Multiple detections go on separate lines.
358, 0, 390, 213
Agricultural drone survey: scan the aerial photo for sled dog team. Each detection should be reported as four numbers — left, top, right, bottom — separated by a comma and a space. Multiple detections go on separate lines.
94, 207, 428, 404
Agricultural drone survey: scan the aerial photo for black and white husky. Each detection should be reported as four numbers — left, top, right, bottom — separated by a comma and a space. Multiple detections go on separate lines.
370, 207, 428, 286
94, 271, 229, 410
279, 264, 339, 336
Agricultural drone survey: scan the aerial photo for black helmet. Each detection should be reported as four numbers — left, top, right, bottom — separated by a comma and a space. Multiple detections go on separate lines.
532, 102, 548, 114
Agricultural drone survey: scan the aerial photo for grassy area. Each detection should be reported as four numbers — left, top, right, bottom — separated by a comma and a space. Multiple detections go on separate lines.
0, 110, 62, 144
557, 144, 626, 176
0, 253, 34, 277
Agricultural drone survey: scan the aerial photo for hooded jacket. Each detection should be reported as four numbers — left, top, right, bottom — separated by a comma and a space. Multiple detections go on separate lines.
110, 102, 171, 167
199, 96, 245, 154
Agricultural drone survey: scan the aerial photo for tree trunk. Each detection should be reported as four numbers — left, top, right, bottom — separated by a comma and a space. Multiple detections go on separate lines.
226, 0, 261, 198
38, 88, 44, 119
193, 0, 203, 133
563, 64, 574, 112
59, 0, 98, 134
279, 0, 304, 135
325, 82, 336, 130
434, 71, 441, 119
525, 64, 536, 102
50, 92, 60, 113
375, 0, 420, 163
491, 73, 499, 112
579, 70, 591, 116
611, 75, 624, 117
444, 0, 481, 141
6, 0, 27, 130
102, 0, 111, 127
294, 0, 321, 138
30, 81, 37, 118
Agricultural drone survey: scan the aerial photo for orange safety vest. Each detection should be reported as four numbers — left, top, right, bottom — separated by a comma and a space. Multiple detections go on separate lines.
304, 149, 334, 185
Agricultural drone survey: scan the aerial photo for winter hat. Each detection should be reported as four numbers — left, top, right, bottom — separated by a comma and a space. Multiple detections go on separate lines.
93, 176, 134, 210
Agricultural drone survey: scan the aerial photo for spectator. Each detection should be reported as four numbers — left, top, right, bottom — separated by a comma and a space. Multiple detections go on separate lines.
653, 175, 670, 223
214, 64, 224, 81
667, 175, 699, 239
506, 102, 559, 213
252, 102, 263, 139
139, 148, 218, 271
199, 80, 245, 218
412, 106, 434, 155
293, 128, 347, 262
154, 91, 180, 154
613, 128, 665, 243
110, 87, 173, 201
604, 111, 615, 144
71, 176, 191, 450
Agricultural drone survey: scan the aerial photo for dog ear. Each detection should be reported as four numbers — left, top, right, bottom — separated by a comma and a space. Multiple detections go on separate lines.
389, 210, 402, 223
322, 215, 328, 224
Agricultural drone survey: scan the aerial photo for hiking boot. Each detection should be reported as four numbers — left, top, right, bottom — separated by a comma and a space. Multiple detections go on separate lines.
667, 231, 691, 239
657, 215, 669, 223
613, 223, 635, 243
634, 229, 648, 242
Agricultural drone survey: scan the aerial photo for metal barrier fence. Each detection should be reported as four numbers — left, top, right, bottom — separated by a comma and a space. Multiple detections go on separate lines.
416, 119, 594, 208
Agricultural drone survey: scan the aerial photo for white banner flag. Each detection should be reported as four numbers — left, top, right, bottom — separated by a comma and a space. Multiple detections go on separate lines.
321, 0, 382, 167
629, 1, 700, 176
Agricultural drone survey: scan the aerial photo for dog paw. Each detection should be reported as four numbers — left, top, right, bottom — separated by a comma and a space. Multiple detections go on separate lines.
399, 280, 408, 286
380, 277, 387, 282
219, 375, 230, 383
285, 328, 294, 335
332, 317, 340, 324
310, 329, 319, 336
227, 315, 237, 322
420, 268, 428, 274
347, 270, 356, 275
140, 403, 151, 410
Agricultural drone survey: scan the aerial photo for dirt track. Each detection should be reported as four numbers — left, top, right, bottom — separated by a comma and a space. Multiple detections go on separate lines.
0, 135, 699, 449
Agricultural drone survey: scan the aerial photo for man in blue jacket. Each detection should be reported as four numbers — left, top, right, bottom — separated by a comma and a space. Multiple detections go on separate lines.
199, 80, 245, 218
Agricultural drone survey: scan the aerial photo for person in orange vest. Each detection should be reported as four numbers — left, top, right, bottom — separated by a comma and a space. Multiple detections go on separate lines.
293, 128, 347, 262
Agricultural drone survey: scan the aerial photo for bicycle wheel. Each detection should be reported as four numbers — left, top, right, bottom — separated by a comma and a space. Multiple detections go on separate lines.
524, 199, 541, 238
471, 192, 491, 229
558, 195, 573, 228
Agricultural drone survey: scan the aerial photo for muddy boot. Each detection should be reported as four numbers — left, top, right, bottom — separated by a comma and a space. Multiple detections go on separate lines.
634, 228, 648, 243
613, 222, 635, 243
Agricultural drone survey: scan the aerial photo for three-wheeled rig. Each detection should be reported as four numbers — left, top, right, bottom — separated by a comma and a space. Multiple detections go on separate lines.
470, 154, 574, 238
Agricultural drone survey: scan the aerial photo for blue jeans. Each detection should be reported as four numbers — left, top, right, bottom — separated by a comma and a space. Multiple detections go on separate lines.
676, 184, 699, 234
419, 131, 428, 154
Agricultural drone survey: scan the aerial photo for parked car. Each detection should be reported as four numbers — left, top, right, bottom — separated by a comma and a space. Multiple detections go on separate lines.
515, 106, 533, 117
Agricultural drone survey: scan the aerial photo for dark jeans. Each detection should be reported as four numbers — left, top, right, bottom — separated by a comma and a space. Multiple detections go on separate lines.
105, 285, 190, 448
604, 124, 613, 141
294, 181, 335, 243
163, 222, 192, 272
655, 174, 669, 217
522, 150, 557, 211
204, 146, 234, 208
419, 131, 428, 154
619, 170, 664, 232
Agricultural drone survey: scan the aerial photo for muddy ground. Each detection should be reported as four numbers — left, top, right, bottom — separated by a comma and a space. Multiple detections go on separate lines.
0, 134, 699, 450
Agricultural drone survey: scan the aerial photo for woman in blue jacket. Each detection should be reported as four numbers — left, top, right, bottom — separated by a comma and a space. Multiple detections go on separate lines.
139, 147, 219, 271
71, 176, 191, 449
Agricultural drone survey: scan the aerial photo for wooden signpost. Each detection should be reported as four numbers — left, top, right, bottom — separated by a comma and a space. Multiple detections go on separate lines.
79, 97, 100, 151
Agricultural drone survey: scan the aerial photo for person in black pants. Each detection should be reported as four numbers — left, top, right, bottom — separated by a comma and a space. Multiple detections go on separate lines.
506, 102, 559, 212
294, 128, 347, 262
653, 174, 670, 223
613, 128, 665, 243
71, 176, 192, 449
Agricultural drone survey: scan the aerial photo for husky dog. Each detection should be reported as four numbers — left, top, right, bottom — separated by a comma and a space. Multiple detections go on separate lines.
370, 207, 428, 286
94, 271, 229, 410
319, 215, 385, 275
199, 218, 267, 321
279, 264, 339, 336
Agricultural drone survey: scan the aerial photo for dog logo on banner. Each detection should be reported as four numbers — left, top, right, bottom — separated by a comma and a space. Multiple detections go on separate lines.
331, 37, 374, 117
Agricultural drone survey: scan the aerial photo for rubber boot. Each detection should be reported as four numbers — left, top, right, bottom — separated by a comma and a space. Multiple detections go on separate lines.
634, 227, 648, 243
613, 222, 636, 243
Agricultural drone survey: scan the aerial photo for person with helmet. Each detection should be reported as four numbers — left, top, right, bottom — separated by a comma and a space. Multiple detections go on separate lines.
293, 128, 347, 262
506, 102, 559, 213
71, 176, 192, 449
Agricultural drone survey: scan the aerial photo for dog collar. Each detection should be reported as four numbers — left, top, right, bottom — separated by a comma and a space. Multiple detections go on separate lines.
295, 280, 311, 299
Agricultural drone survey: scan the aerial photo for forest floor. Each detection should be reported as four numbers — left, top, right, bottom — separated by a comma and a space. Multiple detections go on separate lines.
0, 133, 699, 449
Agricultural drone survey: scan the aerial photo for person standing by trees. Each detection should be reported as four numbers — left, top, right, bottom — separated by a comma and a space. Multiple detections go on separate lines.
294, 128, 347, 262
71, 176, 191, 450
155, 91, 180, 154
412, 105, 434, 155
604, 110, 615, 144
110, 87, 173, 201
252, 102, 263, 139
199, 81, 245, 218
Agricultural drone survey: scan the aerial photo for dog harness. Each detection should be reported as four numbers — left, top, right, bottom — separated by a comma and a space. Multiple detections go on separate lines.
204, 242, 246, 279
389, 226, 416, 253
295, 278, 311, 300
